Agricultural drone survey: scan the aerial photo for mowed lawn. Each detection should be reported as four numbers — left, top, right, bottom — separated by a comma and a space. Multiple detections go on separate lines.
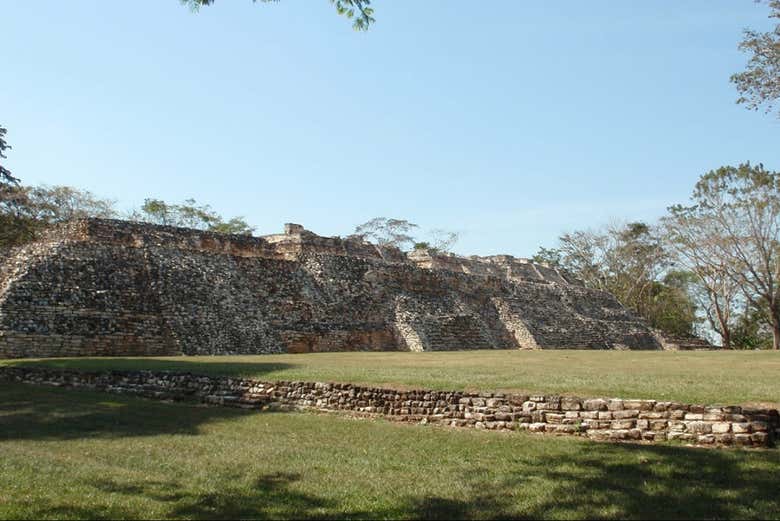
5, 350, 780, 407
2, 383, 779, 520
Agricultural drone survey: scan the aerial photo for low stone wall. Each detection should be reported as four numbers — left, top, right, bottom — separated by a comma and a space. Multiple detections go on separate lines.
1, 366, 777, 448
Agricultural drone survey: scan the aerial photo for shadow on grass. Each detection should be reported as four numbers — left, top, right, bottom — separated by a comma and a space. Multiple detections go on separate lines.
0, 383, 257, 441
3, 384, 780, 519
8, 357, 297, 379
26, 446, 780, 520
403, 441, 780, 520
31, 473, 338, 521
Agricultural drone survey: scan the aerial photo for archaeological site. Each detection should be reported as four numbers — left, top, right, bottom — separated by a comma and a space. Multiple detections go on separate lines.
0, 218, 677, 359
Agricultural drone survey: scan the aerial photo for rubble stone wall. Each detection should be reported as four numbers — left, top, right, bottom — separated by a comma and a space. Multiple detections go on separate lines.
0, 219, 665, 358
1, 366, 776, 448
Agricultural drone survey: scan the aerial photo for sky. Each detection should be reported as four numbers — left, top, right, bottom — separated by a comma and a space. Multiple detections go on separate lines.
2, 0, 779, 257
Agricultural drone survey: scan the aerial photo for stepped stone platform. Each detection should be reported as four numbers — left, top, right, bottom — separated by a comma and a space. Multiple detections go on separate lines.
0, 219, 672, 358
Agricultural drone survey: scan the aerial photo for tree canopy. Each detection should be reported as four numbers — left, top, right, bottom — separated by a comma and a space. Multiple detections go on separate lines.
732, 0, 780, 117
180, 0, 375, 30
130, 198, 255, 235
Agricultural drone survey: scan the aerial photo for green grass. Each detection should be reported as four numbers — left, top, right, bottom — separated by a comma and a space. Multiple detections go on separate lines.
1, 383, 779, 520
4, 350, 780, 407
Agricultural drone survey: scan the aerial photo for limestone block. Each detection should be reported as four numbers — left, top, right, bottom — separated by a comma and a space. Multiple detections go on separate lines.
711, 423, 731, 434
583, 399, 608, 411
610, 419, 636, 430
686, 422, 712, 434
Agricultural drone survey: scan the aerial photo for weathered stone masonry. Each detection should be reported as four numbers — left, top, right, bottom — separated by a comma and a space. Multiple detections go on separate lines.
0, 219, 669, 358
1, 366, 777, 448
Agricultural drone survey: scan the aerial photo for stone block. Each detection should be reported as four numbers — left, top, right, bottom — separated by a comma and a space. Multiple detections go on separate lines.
750, 421, 769, 432
583, 399, 608, 411
561, 397, 582, 411
686, 422, 712, 434
610, 419, 636, 430
711, 422, 731, 434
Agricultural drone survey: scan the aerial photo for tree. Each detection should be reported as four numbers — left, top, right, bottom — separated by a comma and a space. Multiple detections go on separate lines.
665, 163, 780, 350
0, 125, 35, 249
181, 0, 375, 30
24, 185, 118, 223
731, 0, 780, 117
0, 125, 18, 187
663, 202, 743, 348
353, 217, 418, 250
531, 246, 562, 268
539, 221, 698, 337
131, 198, 255, 235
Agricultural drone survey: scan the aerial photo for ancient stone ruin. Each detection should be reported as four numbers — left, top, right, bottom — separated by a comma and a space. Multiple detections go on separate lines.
0, 219, 668, 358
2, 367, 777, 448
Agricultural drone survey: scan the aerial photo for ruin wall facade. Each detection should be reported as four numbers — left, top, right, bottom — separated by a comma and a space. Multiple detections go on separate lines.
0, 219, 663, 358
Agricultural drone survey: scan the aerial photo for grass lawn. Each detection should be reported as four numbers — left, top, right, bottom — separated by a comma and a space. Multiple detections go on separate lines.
2, 383, 779, 520
4, 350, 780, 407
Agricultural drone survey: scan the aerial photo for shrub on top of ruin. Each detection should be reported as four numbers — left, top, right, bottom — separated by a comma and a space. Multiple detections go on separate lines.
354, 217, 459, 253
129, 198, 255, 236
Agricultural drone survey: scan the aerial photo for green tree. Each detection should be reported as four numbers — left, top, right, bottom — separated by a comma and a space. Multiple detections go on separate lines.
731, 0, 780, 117
131, 198, 255, 235
181, 0, 375, 30
24, 185, 118, 223
0, 125, 36, 248
543, 222, 698, 338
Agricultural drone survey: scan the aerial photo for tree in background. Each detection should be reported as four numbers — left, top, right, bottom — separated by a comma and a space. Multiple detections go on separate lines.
663, 198, 744, 348
422, 229, 460, 253
130, 198, 255, 235
181, 0, 375, 30
353, 218, 418, 250
664, 163, 780, 350
24, 185, 118, 223
0, 125, 36, 248
534, 222, 698, 338
732, 0, 780, 117
354, 218, 460, 253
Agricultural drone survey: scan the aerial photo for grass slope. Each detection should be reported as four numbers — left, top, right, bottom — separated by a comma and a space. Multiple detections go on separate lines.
2, 383, 779, 520
5, 350, 780, 407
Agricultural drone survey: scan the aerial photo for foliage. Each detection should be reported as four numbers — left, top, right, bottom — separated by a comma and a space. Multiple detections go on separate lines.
353, 218, 459, 253
537, 222, 697, 337
731, 302, 774, 349
0, 125, 18, 186
1, 182, 118, 249
731, 0, 780, 117
0, 125, 36, 249
353, 217, 419, 250
180, 0, 375, 30
531, 246, 562, 268
23, 185, 118, 223
664, 163, 780, 350
131, 198, 255, 235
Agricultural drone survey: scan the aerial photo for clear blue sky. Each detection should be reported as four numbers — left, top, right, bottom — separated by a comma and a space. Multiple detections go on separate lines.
2, 0, 778, 256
